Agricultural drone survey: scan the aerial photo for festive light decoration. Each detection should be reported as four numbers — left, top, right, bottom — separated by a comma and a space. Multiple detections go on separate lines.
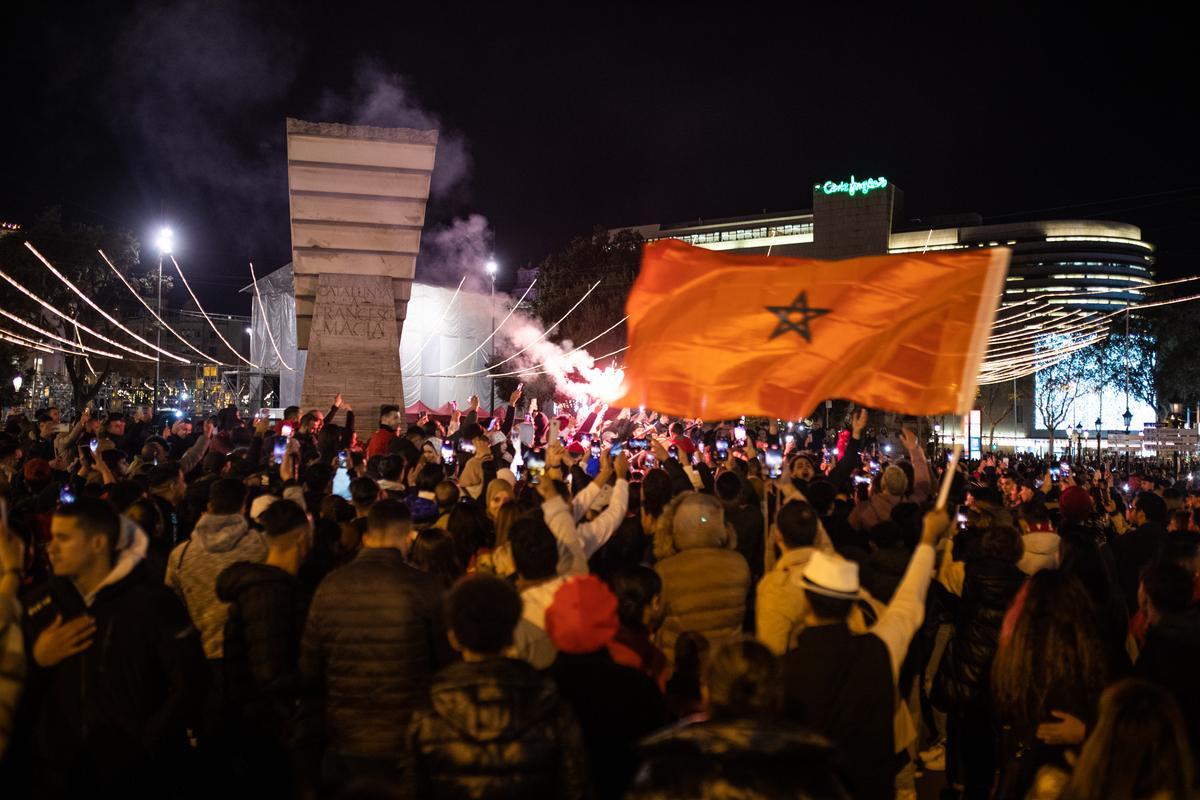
0, 266, 160, 359
0, 305, 127, 358
98, 249, 224, 365
25, 242, 190, 364
443, 280, 603, 379
72, 320, 97, 377
433, 278, 538, 375
170, 255, 258, 369
402, 276, 466, 372
248, 261, 294, 370
0, 324, 92, 357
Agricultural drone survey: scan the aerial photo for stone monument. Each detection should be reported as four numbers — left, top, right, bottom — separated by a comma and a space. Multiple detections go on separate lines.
285, 118, 438, 434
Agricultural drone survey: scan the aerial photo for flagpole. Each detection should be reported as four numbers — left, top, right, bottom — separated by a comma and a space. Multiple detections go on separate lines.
937, 443, 964, 511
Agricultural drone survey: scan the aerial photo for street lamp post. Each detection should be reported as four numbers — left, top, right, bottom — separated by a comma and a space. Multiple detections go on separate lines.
1123, 407, 1133, 476
1074, 422, 1083, 463
1095, 416, 1102, 461
485, 258, 498, 413
245, 327, 254, 410
153, 227, 174, 415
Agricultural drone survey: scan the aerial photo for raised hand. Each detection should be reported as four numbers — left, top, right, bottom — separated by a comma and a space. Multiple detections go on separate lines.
851, 408, 869, 439
333, 393, 344, 409
468, 394, 480, 411
510, 385, 523, 406
33, 614, 96, 667
614, 452, 630, 480
900, 426, 918, 451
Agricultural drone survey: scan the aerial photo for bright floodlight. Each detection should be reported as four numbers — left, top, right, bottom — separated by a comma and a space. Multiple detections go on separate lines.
485, 258, 498, 277
155, 227, 175, 255
245, 327, 253, 334
12, 375, 22, 392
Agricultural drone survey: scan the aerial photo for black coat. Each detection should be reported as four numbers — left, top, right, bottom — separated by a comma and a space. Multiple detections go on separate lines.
21, 562, 208, 794
217, 561, 310, 742
782, 623, 894, 800
632, 717, 850, 800
550, 650, 672, 800
404, 657, 591, 800
299, 547, 454, 759
1113, 522, 1167, 614
933, 557, 1026, 709
1137, 605, 1200, 765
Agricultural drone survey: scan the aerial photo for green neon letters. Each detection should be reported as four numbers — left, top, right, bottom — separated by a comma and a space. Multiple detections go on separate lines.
814, 175, 888, 197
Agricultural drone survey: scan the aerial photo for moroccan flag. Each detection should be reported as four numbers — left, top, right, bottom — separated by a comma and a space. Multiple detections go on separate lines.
615, 239, 1009, 420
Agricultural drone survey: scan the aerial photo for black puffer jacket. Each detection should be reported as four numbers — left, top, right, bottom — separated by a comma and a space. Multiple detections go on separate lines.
630, 717, 850, 799
300, 547, 453, 759
933, 557, 1026, 709
403, 657, 590, 800
217, 561, 309, 741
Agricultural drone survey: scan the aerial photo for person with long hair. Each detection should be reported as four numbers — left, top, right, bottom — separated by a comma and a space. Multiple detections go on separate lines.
991, 570, 1109, 799
1032, 679, 1193, 800
407, 529, 463, 590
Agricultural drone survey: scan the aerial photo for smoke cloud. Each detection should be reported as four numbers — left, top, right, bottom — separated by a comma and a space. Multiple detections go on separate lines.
312, 60, 473, 203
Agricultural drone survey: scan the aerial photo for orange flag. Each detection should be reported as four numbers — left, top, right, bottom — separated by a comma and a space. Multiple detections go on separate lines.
615, 239, 1009, 420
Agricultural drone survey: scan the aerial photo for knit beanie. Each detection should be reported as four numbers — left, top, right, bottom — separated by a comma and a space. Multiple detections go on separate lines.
1058, 485, 1093, 522
544, 575, 620, 654
882, 465, 909, 496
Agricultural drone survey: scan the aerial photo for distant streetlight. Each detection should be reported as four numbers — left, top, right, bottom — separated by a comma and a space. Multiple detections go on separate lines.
12, 375, 22, 393
486, 257, 498, 412
152, 225, 175, 412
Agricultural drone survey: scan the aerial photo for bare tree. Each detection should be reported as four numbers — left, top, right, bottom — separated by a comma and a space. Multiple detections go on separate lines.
979, 382, 1015, 450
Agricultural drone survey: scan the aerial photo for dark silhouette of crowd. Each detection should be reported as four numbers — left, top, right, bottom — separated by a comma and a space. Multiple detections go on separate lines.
1, 392, 1197, 800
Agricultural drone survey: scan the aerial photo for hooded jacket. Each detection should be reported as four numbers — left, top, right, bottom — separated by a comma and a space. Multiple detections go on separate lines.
165, 512, 268, 658
403, 657, 590, 800
654, 494, 750, 664
216, 561, 310, 741
21, 524, 208, 791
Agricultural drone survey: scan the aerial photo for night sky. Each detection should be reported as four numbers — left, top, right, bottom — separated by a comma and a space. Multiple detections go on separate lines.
2, 4, 1196, 313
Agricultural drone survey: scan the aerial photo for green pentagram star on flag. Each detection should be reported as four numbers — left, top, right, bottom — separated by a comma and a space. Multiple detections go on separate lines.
765, 291, 831, 342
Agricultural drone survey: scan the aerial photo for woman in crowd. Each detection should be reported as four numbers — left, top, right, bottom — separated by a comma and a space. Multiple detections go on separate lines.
991, 570, 1109, 799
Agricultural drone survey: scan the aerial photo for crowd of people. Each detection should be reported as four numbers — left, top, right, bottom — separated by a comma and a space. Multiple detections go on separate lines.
0, 388, 1198, 799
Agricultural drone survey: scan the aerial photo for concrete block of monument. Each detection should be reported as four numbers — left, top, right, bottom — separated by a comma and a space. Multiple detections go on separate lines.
285, 118, 437, 433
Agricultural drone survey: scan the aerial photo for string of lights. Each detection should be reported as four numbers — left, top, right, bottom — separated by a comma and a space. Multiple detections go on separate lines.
0, 325, 88, 356
170, 255, 258, 369
73, 319, 97, 377
25, 242, 190, 364
248, 261, 294, 371
402, 277, 466, 372
98, 249, 226, 365
433, 278, 538, 374
0, 306, 127, 358
0, 270, 156, 359
436, 280, 603, 379
485, 344, 630, 380
418, 313, 629, 380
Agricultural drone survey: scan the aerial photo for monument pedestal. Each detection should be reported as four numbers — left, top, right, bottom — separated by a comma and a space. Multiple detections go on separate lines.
299, 273, 402, 436
286, 117, 437, 435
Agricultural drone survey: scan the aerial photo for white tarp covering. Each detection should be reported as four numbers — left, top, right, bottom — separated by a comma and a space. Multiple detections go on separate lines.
248, 264, 492, 410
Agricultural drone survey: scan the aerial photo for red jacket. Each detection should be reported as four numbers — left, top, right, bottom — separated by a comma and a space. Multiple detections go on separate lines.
366, 426, 397, 459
